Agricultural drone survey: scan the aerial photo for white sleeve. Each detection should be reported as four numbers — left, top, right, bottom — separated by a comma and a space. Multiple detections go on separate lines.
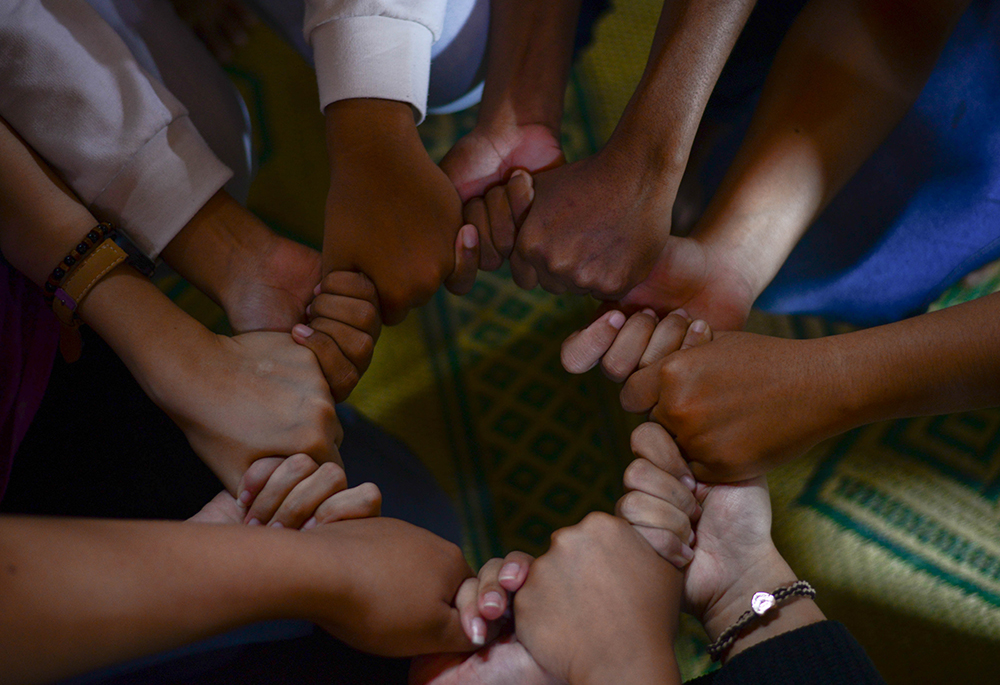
0, 0, 232, 260
304, 0, 447, 122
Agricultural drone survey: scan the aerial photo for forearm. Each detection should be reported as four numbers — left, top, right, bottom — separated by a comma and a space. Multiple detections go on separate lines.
0, 516, 303, 684
695, 0, 970, 297
475, 0, 582, 133
826, 293, 1000, 429
608, 0, 756, 176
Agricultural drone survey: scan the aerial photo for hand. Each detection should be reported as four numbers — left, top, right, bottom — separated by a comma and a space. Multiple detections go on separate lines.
161, 191, 323, 336
617, 423, 702, 568
561, 308, 712, 381
613, 234, 756, 332
441, 122, 561, 282
514, 513, 681, 685
511, 148, 673, 298
324, 100, 463, 325
411, 552, 558, 685
301, 517, 475, 657
612, 430, 782, 626
290, 271, 381, 402
157, 331, 343, 493
234, 455, 380, 529
445, 172, 535, 295
441, 122, 564, 203
620, 331, 847, 481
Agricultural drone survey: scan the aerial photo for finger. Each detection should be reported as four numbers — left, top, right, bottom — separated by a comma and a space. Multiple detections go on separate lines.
291, 323, 362, 403
307, 317, 375, 376
601, 309, 659, 382
561, 310, 628, 374
616, 490, 693, 541
633, 524, 695, 568
475, 558, 507, 621
310, 295, 381, 346
622, 457, 701, 524
455, 577, 487, 646
445, 224, 481, 295
619, 360, 663, 413
506, 170, 534, 229
508, 250, 539, 290
629, 422, 697, 491
316, 271, 381, 310
680, 319, 712, 350
485, 185, 517, 260
235, 457, 283, 510
464, 198, 503, 271
497, 550, 534, 593
304, 481, 382, 529
638, 309, 693, 368
244, 453, 319, 526
270, 461, 351, 529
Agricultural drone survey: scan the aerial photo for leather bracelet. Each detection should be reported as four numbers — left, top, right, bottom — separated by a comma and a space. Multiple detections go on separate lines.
706, 580, 816, 661
43, 222, 114, 306
47, 227, 156, 327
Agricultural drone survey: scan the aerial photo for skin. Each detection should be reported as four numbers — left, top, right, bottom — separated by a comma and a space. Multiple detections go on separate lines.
511, 0, 757, 297
323, 99, 464, 325
0, 511, 474, 685
619, 294, 1000, 481
617, 423, 826, 663
0, 116, 357, 519
588, 0, 972, 332
439, 0, 580, 278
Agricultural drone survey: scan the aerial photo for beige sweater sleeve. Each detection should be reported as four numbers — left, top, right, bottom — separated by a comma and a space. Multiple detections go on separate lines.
0, 0, 232, 259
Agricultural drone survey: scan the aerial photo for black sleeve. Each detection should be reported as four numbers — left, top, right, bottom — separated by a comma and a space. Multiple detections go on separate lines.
685, 621, 886, 685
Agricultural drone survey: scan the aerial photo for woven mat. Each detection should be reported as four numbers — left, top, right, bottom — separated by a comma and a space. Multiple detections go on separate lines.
160, 6, 1000, 682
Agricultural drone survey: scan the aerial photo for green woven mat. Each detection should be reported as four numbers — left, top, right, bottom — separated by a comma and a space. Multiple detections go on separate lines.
159, 7, 1000, 682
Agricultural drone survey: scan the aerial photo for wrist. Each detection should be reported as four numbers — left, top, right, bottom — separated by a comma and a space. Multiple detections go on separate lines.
700, 546, 824, 663
324, 99, 422, 161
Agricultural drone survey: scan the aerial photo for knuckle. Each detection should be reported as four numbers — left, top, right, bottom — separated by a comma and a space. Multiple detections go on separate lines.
286, 452, 317, 476
623, 458, 651, 490
617, 491, 643, 520
356, 302, 380, 333
357, 482, 383, 508
316, 461, 348, 490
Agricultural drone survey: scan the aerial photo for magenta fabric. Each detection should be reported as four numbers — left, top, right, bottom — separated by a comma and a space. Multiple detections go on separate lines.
0, 259, 59, 501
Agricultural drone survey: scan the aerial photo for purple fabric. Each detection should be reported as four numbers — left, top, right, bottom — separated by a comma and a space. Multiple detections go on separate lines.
0, 258, 59, 501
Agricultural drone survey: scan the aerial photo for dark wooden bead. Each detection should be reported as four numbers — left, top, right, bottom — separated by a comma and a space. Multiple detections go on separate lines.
53, 267, 65, 279
44, 282, 56, 293
77, 242, 89, 254
63, 255, 76, 267
87, 231, 100, 242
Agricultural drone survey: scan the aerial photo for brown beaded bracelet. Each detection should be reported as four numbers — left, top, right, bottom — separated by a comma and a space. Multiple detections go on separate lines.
706, 580, 816, 661
43, 222, 114, 306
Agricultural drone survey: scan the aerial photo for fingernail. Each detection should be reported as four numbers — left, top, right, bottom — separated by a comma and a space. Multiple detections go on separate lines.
511, 169, 533, 187
292, 323, 314, 338
269, 521, 283, 529
303, 516, 318, 530
680, 475, 697, 492
305, 304, 312, 317
691, 320, 707, 334
313, 283, 322, 296
498, 563, 519, 582
247, 518, 261, 527
673, 308, 690, 320
482, 591, 503, 611
608, 311, 626, 330
641, 308, 657, 318
237, 490, 253, 507
470, 617, 486, 646
461, 224, 478, 249
688, 530, 696, 546
681, 544, 695, 561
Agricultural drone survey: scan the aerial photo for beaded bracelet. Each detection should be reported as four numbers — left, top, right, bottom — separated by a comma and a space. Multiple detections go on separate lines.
706, 580, 816, 661
43, 222, 114, 306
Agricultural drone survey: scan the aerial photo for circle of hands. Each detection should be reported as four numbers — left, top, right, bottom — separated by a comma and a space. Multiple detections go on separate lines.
187, 95, 805, 683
